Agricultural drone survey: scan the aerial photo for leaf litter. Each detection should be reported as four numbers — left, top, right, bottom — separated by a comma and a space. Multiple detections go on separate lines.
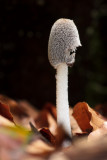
0, 94, 107, 160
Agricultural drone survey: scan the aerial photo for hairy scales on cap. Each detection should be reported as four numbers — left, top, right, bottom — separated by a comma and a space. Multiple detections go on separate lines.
48, 18, 81, 68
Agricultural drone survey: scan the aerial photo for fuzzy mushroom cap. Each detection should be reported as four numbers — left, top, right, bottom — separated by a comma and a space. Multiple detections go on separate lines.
48, 18, 81, 68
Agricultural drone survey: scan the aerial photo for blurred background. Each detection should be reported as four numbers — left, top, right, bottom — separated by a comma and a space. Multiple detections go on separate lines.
0, 0, 107, 109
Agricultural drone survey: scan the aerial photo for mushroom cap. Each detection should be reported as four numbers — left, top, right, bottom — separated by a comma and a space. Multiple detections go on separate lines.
48, 18, 81, 68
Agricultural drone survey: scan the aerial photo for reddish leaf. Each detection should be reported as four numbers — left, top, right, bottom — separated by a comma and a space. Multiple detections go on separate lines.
35, 103, 57, 135
35, 103, 56, 128
40, 126, 72, 148
72, 102, 106, 133
43, 103, 57, 120
75, 132, 89, 137
0, 95, 39, 128
35, 109, 49, 129
72, 102, 93, 133
39, 127, 56, 145
87, 104, 105, 130
69, 108, 82, 135
0, 95, 28, 118
29, 122, 51, 144
0, 101, 14, 122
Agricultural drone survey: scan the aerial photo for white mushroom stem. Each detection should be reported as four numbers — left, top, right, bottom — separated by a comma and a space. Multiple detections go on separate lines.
56, 63, 72, 138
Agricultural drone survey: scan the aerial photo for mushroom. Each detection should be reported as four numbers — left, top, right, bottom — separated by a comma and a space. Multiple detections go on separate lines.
48, 18, 81, 138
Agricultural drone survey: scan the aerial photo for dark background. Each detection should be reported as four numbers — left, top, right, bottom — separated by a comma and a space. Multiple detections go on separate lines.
0, 0, 107, 109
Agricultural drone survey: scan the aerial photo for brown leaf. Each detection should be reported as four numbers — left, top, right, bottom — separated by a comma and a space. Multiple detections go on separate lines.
43, 103, 57, 120
72, 102, 92, 133
35, 103, 57, 135
17, 100, 39, 120
75, 132, 89, 137
15, 101, 39, 129
39, 127, 56, 145
0, 115, 15, 127
0, 95, 39, 129
35, 109, 49, 129
72, 102, 105, 133
0, 94, 28, 118
69, 108, 82, 135
30, 122, 51, 144
26, 139, 55, 156
87, 104, 105, 130
88, 121, 107, 142
0, 101, 14, 122
64, 135, 107, 160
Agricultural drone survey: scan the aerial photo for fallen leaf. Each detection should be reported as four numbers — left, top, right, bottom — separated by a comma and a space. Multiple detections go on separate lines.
0, 115, 15, 127
72, 102, 105, 133
1, 94, 107, 160
88, 121, 107, 142
14, 100, 38, 129
0, 125, 31, 160
39, 127, 56, 145
49, 152, 69, 160
72, 102, 92, 133
0, 94, 28, 118
69, 108, 82, 135
0, 95, 39, 129
35, 109, 49, 129
30, 122, 51, 144
64, 135, 107, 160
0, 100, 14, 122
35, 103, 57, 135
43, 103, 57, 120
26, 139, 55, 155
87, 104, 105, 130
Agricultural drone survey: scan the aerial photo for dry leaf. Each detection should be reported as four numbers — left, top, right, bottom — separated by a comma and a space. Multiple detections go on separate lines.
43, 103, 57, 120
72, 102, 92, 133
49, 152, 69, 160
26, 139, 55, 155
72, 102, 105, 133
39, 127, 56, 145
0, 94, 28, 118
0, 94, 107, 160
88, 122, 107, 142
0, 125, 31, 160
69, 108, 82, 135
0, 115, 15, 127
87, 104, 105, 130
35, 103, 57, 135
30, 122, 51, 144
64, 135, 107, 160
0, 100, 14, 122
0, 95, 39, 129
14, 100, 39, 129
